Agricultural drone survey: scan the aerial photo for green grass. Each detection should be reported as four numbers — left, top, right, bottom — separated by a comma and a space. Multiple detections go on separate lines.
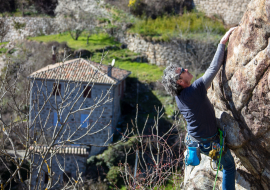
28, 32, 121, 51
0, 42, 8, 46
129, 11, 226, 42
91, 52, 164, 83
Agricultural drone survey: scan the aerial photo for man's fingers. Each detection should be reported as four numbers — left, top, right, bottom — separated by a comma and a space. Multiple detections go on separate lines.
220, 27, 237, 44
227, 27, 237, 34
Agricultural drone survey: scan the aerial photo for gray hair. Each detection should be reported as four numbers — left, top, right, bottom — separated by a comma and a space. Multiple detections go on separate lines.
162, 64, 183, 96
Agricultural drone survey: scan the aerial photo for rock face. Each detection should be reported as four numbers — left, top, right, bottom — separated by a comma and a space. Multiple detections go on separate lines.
206, 0, 270, 189
184, 0, 270, 189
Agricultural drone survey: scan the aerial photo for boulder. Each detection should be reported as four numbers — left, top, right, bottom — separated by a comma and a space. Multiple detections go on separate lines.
184, 153, 223, 190
184, 151, 259, 190
185, 0, 270, 189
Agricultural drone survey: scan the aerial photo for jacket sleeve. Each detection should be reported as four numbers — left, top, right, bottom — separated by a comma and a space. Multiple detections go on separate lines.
202, 44, 226, 90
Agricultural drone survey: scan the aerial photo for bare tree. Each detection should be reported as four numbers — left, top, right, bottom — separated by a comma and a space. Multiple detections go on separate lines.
0, 17, 10, 42
0, 50, 132, 189
119, 105, 185, 189
55, 0, 109, 41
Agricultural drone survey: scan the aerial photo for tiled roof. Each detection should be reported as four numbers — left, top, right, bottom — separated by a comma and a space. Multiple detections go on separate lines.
29, 145, 89, 155
28, 58, 131, 84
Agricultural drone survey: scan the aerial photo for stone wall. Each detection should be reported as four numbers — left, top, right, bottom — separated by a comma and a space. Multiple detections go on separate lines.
120, 34, 217, 70
193, 0, 251, 25
30, 147, 88, 189
2, 17, 57, 42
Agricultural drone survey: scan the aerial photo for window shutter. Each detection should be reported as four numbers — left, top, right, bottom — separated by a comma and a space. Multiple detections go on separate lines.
54, 112, 57, 126
54, 112, 61, 126
81, 114, 88, 128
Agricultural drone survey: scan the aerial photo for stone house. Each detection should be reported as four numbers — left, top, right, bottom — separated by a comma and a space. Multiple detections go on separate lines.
28, 58, 130, 188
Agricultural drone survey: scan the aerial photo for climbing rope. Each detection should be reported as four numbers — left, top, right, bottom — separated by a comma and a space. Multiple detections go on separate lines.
212, 129, 224, 190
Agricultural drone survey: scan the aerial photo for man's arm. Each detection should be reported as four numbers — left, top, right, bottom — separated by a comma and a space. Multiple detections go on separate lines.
202, 44, 225, 89
202, 27, 237, 90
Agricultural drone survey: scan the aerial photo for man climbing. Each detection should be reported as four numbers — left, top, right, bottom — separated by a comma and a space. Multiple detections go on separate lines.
162, 27, 237, 190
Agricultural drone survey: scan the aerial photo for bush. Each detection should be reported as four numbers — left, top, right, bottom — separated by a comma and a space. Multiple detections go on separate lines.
12, 20, 26, 31
106, 0, 193, 18
129, 11, 226, 41
86, 138, 137, 183
106, 166, 122, 186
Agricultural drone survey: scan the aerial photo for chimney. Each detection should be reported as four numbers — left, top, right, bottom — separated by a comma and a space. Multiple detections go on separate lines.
52, 46, 57, 64
108, 65, 112, 77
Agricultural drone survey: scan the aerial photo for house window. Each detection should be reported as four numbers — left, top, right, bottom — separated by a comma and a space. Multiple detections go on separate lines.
44, 172, 48, 184
63, 172, 71, 183
83, 86, 91, 98
53, 83, 61, 96
81, 114, 89, 128
54, 112, 62, 126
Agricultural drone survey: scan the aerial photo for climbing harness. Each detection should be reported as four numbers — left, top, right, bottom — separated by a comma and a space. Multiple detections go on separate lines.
209, 142, 223, 171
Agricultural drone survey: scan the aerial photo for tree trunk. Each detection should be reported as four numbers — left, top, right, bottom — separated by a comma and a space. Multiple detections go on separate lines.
87, 34, 90, 45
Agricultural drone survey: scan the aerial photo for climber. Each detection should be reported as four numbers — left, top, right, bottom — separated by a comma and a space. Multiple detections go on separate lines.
161, 27, 237, 190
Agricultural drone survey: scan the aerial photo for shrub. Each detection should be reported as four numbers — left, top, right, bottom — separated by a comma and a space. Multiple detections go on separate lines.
12, 20, 26, 31
86, 138, 137, 183
107, 0, 193, 18
106, 166, 122, 186
129, 11, 226, 41
128, 0, 138, 7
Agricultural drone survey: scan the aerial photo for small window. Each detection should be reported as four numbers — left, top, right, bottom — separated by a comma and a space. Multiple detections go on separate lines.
81, 114, 89, 128
83, 86, 91, 98
53, 83, 61, 96
44, 172, 48, 184
63, 172, 71, 183
54, 112, 62, 126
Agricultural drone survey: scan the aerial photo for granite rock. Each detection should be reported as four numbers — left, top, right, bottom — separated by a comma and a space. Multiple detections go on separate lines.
185, 0, 270, 189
